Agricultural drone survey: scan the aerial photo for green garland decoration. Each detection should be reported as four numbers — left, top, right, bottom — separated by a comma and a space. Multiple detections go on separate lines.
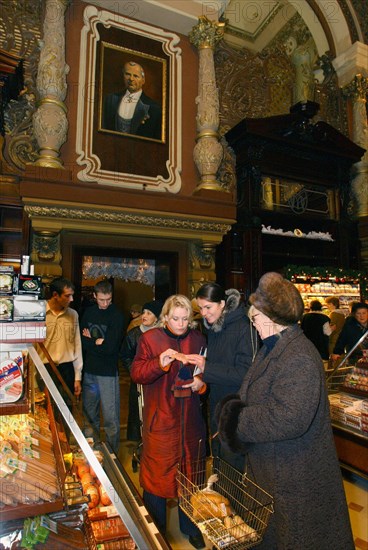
284, 264, 368, 299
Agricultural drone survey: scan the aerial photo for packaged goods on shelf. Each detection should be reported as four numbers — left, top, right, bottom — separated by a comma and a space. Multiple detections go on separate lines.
344, 407, 362, 430
15, 275, 42, 296
0, 271, 14, 295
328, 393, 368, 433
0, 405, 64, 518
293, 278, 360, 314
0, 297, 13, 322
13, 297, 46, 322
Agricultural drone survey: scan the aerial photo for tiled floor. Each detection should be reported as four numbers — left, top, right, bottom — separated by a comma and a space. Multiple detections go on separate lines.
117, 370, 368, 550
343, 471, 368, 550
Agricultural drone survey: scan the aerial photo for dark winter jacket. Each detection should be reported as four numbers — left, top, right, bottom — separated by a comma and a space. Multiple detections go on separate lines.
333, 315, 368, 360
131, 326, 206, 498
202, 289, 255, 431
218, 324, 354, 550
301, 311, 330, 359
81, 303, 124, 376
121, 325, 142, 372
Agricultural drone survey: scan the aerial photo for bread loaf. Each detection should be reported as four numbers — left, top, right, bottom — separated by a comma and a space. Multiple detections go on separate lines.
190, 490, 232, 519
224, 515, 258, 542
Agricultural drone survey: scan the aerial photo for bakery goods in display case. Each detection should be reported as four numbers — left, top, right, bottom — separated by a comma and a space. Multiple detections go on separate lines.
326, 333, 368, 475
293, 278, 360, 314
1, 333, 170, 547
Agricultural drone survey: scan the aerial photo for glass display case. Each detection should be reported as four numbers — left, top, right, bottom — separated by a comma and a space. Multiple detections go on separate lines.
326, 331, 368, 476
0, 337, 171, 549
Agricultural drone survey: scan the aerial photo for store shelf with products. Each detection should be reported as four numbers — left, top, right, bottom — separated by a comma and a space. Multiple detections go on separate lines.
326, 332, 368, 477
0, 338, 171, 550
293, 279, 360, 313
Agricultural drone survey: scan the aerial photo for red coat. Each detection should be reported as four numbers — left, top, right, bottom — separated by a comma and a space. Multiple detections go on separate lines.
131, 326, 207, 498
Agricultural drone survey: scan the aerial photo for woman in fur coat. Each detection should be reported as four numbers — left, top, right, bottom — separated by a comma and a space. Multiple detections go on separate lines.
216, 272, 354, 550
187, 283, 255, 470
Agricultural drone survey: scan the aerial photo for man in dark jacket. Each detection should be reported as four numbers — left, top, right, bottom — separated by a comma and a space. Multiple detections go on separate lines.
301, 299, 331, 360
81, 279, 124, 452
102, 61, 162, 140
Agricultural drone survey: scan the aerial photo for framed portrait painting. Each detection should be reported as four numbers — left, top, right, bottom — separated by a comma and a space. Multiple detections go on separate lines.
76, 6, 182, 193
99, 43, 166, 143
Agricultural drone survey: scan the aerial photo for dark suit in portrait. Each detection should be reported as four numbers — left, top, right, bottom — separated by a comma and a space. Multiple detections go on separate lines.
102, 91, 162, 140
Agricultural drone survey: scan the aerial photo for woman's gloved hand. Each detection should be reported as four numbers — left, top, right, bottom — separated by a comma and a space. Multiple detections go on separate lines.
218, 397, 246, 453
214, 394, 240, 425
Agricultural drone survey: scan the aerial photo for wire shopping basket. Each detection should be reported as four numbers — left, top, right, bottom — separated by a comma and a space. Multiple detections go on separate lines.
177, 456, 274, 549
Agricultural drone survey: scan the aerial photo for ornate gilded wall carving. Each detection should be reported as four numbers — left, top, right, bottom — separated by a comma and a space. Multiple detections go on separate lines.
1, 0, 42, 171
188, 242, 216, 298
215, 14, 347, 138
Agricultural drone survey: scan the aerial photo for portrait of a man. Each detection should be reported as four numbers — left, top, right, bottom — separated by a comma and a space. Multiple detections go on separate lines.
102, 60, 163, 141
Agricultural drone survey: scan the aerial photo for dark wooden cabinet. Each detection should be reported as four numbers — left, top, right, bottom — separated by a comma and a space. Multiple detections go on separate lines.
220, 101, 365, 297
0, 197, 30, 268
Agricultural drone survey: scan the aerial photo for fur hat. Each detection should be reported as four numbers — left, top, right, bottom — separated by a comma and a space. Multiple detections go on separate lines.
249, 272, 304, 325
143, 300, 163, 319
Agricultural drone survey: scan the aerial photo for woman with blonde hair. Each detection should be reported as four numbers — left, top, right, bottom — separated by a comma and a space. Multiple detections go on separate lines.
131, 294, 207, 549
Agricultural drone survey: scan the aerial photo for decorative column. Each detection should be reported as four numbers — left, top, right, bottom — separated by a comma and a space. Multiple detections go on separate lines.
334, 43, 368, 271
32, 0, 69, 168
343, 74, 368, 270
189, 16, 227, 193
342, 74, 368, 218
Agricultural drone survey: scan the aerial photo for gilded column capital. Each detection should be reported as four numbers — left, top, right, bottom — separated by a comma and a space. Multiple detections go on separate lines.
189, 16, 225, 50
342, 74, 368, 100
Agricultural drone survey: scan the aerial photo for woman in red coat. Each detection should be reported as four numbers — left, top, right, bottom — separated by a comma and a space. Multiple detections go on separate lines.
131, 294, 207, 549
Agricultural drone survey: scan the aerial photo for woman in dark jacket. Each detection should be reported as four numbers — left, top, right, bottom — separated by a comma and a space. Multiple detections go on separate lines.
187, 283, 255, 470
216, 272, 354, 550
131, 295, 207, 549
121, 300, 163, 441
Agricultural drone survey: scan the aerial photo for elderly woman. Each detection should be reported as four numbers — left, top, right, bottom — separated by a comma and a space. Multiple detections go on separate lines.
131, 294, 207, 549
216, 272, 354, 550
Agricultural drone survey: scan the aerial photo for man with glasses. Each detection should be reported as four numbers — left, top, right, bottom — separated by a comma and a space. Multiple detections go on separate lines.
81, 279, 124, 452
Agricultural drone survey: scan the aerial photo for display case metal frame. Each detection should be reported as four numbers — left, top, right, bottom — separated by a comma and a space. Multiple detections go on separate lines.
25, 343, 171, 550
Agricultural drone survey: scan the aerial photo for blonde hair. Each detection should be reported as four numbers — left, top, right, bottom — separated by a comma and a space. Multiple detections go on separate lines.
159, 294, 193, 326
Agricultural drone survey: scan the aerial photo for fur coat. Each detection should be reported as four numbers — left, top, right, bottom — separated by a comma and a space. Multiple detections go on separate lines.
217, 324, 354, 550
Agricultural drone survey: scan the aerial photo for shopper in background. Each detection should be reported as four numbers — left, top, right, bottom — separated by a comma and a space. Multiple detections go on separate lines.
81, 279, 124, 453
301, 299, 332, 360
325, 296, 346, 355
36, 277, 83, 408
121, 300, 163, 441
126, 303, 142, 332
216, 272, 354, 550
131, 295, 207, 549
331, 301, 368, 362
186, 282, 254, 470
